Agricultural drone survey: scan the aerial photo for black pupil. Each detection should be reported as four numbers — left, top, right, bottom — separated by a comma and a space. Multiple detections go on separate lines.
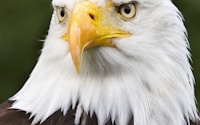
60, 9, 65, 17
123, 5, 131, 14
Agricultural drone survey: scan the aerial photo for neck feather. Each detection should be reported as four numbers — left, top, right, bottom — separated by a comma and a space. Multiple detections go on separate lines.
10, 42, 198, 125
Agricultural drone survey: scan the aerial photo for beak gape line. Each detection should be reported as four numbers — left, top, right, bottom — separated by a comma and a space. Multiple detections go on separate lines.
62, 1, 130, 73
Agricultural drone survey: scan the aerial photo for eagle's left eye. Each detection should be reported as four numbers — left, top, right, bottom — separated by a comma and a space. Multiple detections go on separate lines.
119, 3, 136, 19
56, 7, 67, 23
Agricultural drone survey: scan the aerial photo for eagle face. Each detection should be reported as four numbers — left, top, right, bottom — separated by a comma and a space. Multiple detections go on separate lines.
9, 0, 198, 125
49, 0, 187, 76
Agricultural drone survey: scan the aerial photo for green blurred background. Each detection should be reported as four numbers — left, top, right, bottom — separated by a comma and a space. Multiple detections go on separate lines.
0, 0, 199, 109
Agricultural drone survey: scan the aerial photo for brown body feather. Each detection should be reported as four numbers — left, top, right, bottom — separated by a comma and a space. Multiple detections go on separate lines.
0, 100, 199, 125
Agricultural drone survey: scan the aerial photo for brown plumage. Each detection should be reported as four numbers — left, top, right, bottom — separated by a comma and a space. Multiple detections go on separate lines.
0, 100, 199, 125
0, 101, 122, 125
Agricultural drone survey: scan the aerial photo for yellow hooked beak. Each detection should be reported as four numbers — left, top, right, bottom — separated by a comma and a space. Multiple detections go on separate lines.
62, 1, 130, 73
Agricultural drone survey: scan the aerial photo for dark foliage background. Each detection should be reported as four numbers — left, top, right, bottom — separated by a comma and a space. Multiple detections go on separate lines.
0, 0, 199, 109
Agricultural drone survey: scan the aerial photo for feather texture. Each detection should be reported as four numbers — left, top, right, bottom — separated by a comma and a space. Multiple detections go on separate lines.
0, 101, 199, 125
0, 0, 199, 125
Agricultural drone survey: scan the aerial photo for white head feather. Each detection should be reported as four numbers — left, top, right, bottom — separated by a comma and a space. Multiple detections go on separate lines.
11, 0, 199, 125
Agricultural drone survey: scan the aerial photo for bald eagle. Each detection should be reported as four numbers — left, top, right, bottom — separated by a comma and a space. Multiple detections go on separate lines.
0, 0, 199, 125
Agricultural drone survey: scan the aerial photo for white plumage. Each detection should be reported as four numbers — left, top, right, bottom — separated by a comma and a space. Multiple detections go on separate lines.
9, 0, 199, 125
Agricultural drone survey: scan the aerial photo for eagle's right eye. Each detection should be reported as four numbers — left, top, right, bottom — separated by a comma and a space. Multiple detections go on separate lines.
56, 7, 67, 23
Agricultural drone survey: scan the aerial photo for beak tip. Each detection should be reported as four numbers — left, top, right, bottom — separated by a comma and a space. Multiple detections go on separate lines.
73, 57, 81, 74
75, 66, 81, 74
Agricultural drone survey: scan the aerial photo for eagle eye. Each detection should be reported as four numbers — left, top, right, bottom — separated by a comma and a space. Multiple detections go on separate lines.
119, 3, 136, 19
56, 7, 67, 23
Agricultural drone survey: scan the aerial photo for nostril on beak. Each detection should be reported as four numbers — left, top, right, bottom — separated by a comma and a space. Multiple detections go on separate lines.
89, 13, 95, 20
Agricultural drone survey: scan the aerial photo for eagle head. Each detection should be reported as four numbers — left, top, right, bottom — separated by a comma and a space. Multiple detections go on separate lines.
10, 0, 199, 125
